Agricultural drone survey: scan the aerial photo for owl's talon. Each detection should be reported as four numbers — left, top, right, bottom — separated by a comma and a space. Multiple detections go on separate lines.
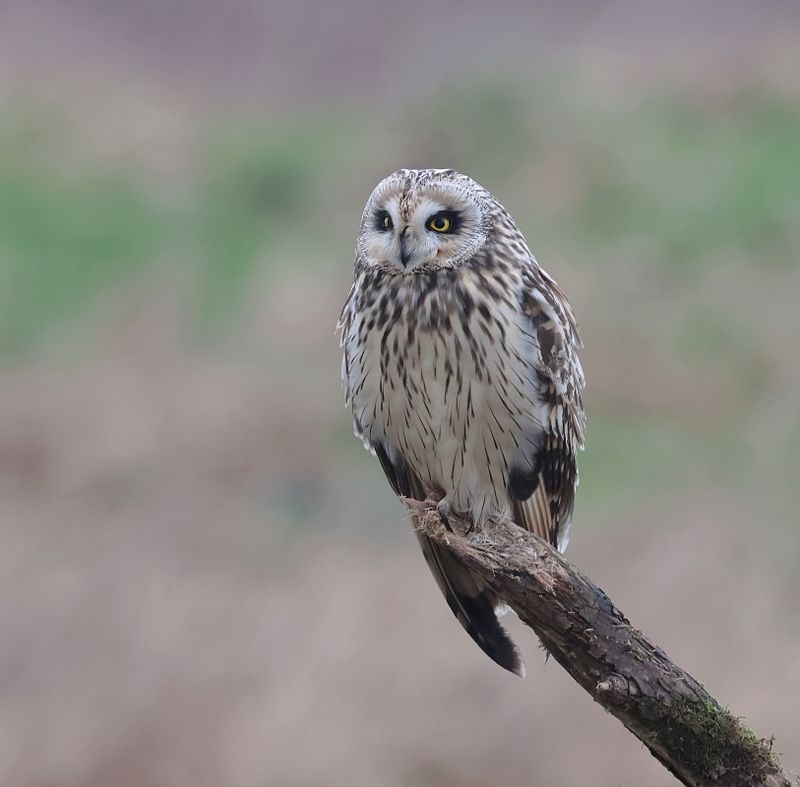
437, 499, 453, 533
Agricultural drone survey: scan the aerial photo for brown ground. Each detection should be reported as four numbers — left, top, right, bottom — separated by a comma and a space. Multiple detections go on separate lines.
0, 2, 798, 786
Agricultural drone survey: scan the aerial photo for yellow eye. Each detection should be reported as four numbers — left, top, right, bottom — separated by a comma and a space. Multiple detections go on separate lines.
383, 214, 392, 229
427, 215, 452, 233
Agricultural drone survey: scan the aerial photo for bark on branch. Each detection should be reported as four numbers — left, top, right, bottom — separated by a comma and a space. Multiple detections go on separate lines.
405, 498, 794, 787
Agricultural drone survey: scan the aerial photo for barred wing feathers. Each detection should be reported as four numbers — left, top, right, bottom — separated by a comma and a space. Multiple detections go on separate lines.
510, 267, 585, 552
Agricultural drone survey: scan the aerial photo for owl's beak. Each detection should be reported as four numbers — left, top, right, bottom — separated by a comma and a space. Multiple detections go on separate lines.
398, 228, 412, 268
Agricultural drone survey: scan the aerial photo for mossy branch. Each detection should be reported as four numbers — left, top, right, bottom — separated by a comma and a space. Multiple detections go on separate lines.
405, 498, 793, 787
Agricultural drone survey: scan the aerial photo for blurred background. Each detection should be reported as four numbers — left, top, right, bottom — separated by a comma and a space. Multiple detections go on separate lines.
0, 1, 798, 785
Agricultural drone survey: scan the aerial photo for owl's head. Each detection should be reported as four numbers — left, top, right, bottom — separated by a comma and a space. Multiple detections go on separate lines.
356, 169, 495, 274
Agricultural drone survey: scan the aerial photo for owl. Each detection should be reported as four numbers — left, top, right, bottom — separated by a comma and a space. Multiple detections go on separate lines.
338, 169, 585, 676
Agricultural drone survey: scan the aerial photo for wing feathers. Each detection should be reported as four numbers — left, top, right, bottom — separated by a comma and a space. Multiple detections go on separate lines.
509, 269, 586, 551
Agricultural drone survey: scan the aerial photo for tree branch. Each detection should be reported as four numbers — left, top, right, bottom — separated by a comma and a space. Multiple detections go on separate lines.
405, 498, 794, 787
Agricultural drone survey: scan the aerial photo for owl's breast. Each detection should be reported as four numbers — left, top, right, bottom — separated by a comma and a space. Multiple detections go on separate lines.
344, 270, 546, 522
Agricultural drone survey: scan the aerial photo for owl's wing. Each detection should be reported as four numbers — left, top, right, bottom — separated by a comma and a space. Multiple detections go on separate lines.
509, 268, 586, 552
337, 282, 357, 404
373, 440, 524, 677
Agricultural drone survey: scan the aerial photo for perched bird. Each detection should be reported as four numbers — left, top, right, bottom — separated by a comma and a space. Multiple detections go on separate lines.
338, 169, 585, 676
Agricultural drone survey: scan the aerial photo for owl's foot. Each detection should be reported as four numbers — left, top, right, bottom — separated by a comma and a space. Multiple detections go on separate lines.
437, 499, 477, 535
436, 498, 453, 533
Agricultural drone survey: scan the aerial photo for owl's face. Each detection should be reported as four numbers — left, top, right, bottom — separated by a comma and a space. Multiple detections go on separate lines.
356, 169, 494, 274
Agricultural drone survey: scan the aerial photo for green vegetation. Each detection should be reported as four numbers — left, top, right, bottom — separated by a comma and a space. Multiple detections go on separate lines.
0, 117, 334, 351
1, 83, 797, 351
0, 165, 165, 353
1, 82, 797, 516
575, 95, 800, 270
192, 124, 332, 322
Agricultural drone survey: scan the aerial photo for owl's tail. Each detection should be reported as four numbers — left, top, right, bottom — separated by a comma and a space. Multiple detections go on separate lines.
416, 532, 525, 677
372, 442, 523, 676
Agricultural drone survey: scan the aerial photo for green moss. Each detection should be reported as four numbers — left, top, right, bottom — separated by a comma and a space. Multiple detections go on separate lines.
654, 697, 778, 780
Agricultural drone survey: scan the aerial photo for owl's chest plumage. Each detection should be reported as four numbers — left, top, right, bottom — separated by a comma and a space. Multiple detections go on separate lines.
343, 264, 546, 524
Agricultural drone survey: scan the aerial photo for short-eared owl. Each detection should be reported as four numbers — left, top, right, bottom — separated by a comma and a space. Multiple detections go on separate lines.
338, 169, 585, 675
